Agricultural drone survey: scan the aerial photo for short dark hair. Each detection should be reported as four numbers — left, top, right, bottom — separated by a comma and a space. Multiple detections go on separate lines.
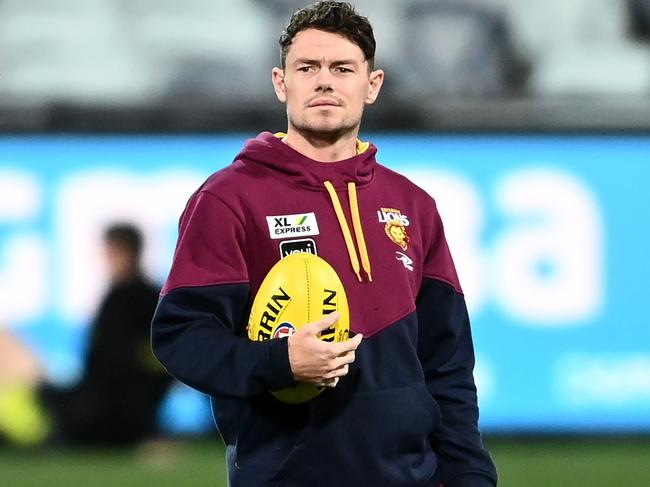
279, 1, 376, 70
104, 223, 143, 261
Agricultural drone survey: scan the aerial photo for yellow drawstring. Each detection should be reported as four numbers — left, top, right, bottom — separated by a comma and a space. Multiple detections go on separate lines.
273, 132, 373, 280
324, 181, 362, 281
323, 181, 372, 282
348, 182, 372, 282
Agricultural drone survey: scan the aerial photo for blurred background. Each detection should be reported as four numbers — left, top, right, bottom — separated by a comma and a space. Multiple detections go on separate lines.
1, 0, 650, 486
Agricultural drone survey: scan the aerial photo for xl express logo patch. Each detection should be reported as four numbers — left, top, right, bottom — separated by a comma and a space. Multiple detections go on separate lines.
266, 212, 320, 239
378, 207, 410, 250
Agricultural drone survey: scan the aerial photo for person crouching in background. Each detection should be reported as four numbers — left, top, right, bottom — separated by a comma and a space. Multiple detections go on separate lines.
0, 223, 172, 447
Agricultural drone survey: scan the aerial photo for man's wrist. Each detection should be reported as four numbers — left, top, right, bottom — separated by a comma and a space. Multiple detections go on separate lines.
265, 337, 297, 390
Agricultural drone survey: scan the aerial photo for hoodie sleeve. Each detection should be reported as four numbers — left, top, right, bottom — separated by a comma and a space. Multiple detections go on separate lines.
416, 204, 497, 487
151, 190, 296, 399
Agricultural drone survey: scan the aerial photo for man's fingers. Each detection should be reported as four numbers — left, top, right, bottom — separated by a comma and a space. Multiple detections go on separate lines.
318, 377, 339, 388
337, 350, 355, 365
319, 334, 362, 362
323, 364, 349, 380
303, 312, 339, 334
332, 333, 363, 354
289, 315, 361, 386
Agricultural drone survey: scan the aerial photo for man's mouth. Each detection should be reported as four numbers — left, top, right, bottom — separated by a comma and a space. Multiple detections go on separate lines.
309, 98, 341, 107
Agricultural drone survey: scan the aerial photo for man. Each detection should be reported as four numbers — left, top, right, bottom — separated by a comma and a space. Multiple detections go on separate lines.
41, 223, 173, 444
0, 223, 171, 446
152, 2, 497, 486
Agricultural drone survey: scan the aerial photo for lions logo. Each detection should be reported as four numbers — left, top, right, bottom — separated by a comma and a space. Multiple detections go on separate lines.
385, 220, 410, 250
378, 207, 410, 251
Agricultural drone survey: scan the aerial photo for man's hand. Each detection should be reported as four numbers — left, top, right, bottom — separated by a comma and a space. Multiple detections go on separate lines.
287, 312, 363, 388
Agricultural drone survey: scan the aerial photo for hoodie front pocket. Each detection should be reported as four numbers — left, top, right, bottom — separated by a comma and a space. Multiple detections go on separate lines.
272, 385, 440, 487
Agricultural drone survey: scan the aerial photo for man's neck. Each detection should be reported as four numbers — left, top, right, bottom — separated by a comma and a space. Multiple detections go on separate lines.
281, 128, 359, 162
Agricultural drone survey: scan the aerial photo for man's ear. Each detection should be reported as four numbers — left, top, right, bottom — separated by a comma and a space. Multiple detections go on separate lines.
365, 68, 384, 105
272, 67, 287, 103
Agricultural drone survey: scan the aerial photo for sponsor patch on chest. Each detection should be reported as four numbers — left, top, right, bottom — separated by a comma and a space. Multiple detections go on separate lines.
279, 238, 318, 258
266, 212, 320, 239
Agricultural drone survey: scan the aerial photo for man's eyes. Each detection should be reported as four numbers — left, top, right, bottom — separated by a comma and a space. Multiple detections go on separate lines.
296, 66, 354, 73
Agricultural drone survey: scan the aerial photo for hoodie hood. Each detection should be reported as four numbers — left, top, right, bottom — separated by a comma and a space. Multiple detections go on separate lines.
234, 131, 377, 282
234, 131, 377, 190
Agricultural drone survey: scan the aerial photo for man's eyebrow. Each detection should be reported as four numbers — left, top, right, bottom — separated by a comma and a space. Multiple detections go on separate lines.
331, 59, 360, 67
293, 58, 360, 66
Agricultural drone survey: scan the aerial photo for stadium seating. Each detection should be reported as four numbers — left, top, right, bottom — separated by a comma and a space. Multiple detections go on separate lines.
0, 0, 155, 103
396, 1, 522, 97
629, 0, 650, 39
481, 0, 650, 94
0, 0, 649, 128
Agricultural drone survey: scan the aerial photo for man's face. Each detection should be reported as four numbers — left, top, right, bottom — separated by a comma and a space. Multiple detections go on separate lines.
104, 240, 136, 283
272, 29, 384, 140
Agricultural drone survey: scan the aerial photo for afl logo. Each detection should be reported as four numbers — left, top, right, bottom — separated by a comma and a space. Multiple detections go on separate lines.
273, 322, 296, 339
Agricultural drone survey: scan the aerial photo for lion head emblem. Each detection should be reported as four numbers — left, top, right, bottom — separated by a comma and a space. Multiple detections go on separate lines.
385, 220, 409, 251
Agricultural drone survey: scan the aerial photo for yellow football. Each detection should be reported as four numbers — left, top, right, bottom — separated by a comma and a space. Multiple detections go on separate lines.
247, 252, 350, 404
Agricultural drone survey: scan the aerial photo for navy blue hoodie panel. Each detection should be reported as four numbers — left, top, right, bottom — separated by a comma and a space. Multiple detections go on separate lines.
151, 283, 296, 400
153, 281, 494, 486
224, 313, 440, 487
416, 278, 497, 487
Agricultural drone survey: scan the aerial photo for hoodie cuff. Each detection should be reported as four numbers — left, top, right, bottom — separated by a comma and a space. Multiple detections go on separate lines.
265, 337, 297, 391
445, 473, 496, 487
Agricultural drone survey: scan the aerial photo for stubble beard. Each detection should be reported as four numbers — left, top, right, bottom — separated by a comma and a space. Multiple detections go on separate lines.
288, 110, 362, 146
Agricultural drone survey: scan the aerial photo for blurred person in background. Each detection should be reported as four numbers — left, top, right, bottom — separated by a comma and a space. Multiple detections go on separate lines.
152, 2, 496, 486
0, 223, 172, 447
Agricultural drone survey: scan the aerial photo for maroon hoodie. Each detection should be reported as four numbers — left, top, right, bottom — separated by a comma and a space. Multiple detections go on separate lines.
152, 132, 497, 487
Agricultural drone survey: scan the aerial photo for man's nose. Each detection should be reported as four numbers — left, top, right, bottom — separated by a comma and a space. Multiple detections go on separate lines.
315, 68, 334, 90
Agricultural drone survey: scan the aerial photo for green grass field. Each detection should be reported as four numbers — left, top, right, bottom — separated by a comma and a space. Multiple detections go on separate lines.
1, 436, 649, 486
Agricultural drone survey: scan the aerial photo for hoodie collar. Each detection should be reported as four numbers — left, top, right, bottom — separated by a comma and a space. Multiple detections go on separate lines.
234, 131, 377, 190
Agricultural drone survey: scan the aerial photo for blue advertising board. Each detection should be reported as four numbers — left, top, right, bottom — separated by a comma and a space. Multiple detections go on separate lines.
1, 134, 648, 433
